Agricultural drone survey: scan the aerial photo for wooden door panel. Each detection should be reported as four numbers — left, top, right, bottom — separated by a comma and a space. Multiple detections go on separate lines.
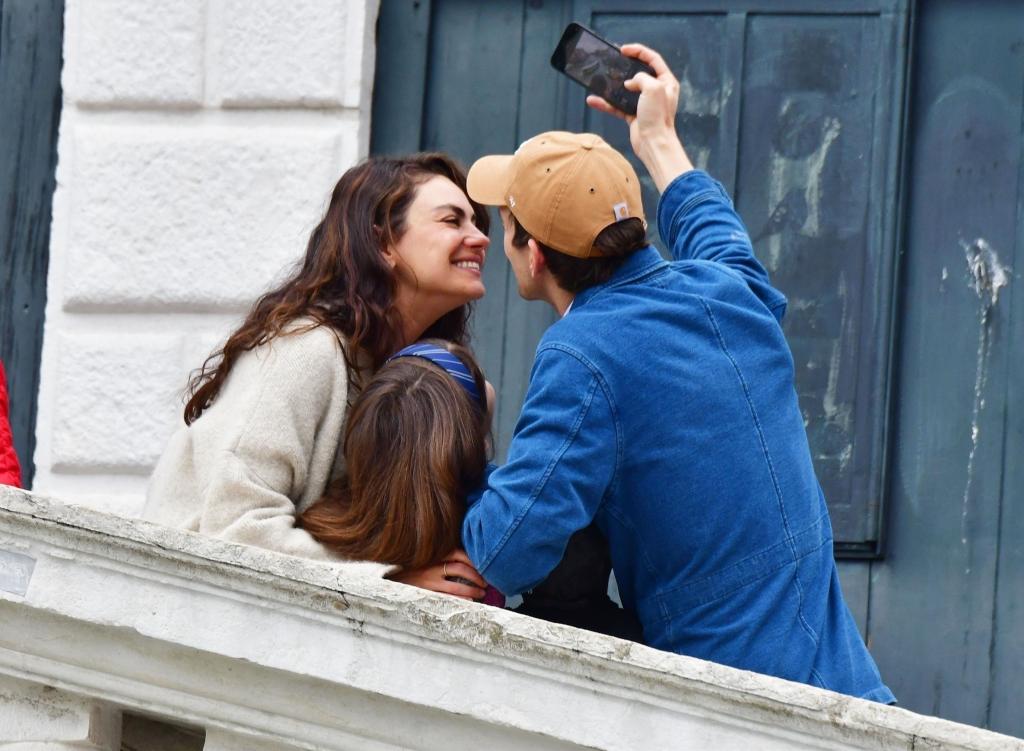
867, 0, 1024, 729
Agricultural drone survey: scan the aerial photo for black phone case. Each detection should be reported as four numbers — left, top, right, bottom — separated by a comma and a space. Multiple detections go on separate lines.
550, 23, 652, 116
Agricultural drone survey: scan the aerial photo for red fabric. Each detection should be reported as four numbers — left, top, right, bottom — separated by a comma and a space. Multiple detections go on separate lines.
0, 361, 22, 488
481, 585, 506, 608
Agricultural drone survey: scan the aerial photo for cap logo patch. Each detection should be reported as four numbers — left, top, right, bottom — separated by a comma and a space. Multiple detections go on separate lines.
613, 202, 629, 220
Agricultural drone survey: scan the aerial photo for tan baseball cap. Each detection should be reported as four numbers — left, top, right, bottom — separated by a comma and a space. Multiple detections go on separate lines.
467, 131, 644, 259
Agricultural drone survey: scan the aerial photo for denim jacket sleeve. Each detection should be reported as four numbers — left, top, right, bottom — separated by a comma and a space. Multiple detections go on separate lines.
657, 170, 788, 322
461, 345, 617, 596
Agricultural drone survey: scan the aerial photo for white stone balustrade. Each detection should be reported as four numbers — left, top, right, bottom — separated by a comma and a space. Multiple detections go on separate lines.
1, 486, 1020, 751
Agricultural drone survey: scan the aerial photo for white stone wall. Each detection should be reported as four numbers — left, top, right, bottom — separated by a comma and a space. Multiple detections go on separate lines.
33, 0, 381, 514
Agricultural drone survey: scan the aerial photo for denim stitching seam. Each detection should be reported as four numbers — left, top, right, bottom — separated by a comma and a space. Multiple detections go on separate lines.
543, 344, 665, 581
648, 514, 832, 617
477, 359, 600, 572
699, 298, 820, 648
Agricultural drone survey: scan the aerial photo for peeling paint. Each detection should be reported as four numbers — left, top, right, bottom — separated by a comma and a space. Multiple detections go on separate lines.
677, 73, 731, 117
819, 274, 854, 473
822, 275, 851, 426
963, 237, 1010, 307
677, 74, 732, 171
763, 100, 842, 270
803, 117, 842, 237
958, 238, 1010, 550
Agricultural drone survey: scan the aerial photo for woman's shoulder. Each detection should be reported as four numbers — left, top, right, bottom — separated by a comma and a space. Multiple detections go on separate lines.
252, 320, 349, 373
220, 320, 352, 401
275, 318, 347, 354
192, 321, 352, 434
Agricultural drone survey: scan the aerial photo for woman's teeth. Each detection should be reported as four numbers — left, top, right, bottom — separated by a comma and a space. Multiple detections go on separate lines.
455, 261, 480, 271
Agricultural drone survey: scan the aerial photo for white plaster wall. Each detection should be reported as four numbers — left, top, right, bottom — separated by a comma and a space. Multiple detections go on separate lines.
33, 0, 381, 514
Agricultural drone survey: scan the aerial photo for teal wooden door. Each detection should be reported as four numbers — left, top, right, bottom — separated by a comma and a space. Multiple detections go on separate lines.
0, 0, 64, 486
867, 0, 1024, 731
374, 0, 909, 554
373, 0, 1024, 733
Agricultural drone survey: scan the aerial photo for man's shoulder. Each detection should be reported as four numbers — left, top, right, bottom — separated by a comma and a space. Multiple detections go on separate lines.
533, 312, 629, 385
537, 313, 598, 354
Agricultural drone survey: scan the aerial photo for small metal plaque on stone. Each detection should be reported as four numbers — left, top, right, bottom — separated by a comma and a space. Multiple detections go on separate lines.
0, 549, 36, 597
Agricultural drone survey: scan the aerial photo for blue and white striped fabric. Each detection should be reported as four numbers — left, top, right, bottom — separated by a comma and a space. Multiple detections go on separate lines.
385, 342, 481, 406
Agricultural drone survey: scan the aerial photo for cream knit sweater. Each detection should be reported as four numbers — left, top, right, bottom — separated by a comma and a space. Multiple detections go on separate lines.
143, 323, 388, 576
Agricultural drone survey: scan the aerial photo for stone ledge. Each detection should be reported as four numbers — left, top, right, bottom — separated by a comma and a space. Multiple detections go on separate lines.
0, 487, 1020, 750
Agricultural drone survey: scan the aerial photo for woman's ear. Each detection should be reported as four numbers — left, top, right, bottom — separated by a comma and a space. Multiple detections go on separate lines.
375, 225, 399, 270
380, 244, 400, 270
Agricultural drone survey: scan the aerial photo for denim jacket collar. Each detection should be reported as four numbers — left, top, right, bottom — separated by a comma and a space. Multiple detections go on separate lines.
569, 246, 668, 312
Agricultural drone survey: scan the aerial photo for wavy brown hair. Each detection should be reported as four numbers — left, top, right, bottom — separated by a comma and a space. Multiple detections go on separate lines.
183, 154, 490, 425
297, 341, 490, 569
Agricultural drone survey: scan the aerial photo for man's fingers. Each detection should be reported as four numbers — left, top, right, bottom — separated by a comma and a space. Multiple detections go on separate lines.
586, 95, 631, 122
443, 561, 486, 588
623, 71, 660, 93
620, 43, 671, 77
438, 578, 486, 599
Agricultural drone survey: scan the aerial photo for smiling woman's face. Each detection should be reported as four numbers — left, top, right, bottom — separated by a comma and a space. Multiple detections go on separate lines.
385, 175, 490, 311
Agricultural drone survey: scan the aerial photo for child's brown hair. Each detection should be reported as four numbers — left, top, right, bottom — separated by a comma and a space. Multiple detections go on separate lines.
297, 340, 489, 569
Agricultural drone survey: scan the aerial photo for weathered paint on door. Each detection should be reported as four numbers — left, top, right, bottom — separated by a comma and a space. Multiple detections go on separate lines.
866, 0, 1024, 730
0, 0, 64, 486
374, 0, 1023, 734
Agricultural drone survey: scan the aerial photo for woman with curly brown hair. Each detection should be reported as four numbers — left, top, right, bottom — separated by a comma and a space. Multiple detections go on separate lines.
143, 154, 491, 597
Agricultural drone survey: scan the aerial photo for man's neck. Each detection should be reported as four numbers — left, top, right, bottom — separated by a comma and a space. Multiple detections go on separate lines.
545, 286, 575, 317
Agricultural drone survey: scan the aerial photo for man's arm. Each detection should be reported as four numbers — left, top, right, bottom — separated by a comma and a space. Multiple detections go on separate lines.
657, 172, 787, 320
461, 347, 617, 596
588, 43, 786, 321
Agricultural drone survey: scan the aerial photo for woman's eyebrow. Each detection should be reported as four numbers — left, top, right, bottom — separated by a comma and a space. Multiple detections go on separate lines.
433, 204, 476, 223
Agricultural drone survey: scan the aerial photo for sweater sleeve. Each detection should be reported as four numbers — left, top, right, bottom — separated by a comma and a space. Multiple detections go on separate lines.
200, 449, 344, 560
461, 347, 617, 595
187, 329, 387, 577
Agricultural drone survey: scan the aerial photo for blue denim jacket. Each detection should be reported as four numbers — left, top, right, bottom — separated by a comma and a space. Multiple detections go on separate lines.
463, 171, 894, 703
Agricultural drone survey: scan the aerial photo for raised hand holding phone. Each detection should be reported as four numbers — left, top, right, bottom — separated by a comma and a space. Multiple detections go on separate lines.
550, 23, 653, 116
585, 43, 694, 193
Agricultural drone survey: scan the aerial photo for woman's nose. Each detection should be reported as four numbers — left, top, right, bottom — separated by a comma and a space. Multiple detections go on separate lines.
466, 225, 490, 249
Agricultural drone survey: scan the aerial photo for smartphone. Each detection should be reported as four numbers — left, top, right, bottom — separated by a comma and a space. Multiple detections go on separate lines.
550, 23, 652, 116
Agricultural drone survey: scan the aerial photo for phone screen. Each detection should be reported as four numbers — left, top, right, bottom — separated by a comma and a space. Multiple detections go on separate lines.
551, 23, 651, 116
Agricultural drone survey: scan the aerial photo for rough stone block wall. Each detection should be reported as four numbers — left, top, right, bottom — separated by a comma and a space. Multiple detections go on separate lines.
33, 0, 380, 515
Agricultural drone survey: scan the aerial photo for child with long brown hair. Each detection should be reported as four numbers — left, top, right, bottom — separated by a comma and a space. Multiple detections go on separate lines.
298, 340, 502, 603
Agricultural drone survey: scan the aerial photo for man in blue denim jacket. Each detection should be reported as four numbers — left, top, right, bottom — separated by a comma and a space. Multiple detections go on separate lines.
462, 43, 893, 702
